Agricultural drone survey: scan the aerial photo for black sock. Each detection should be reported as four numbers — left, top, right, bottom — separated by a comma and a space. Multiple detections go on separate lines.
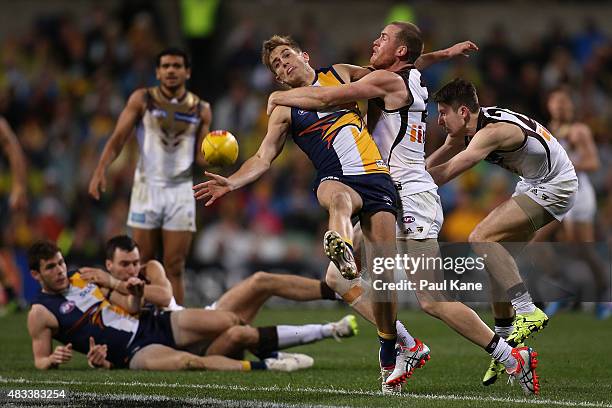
494, 317, 514, 327
484, 334, 501, 354
507, 283, 528, 299
252, 326, 279, 359
250, 361, 267, 370
320, 281, 338, 300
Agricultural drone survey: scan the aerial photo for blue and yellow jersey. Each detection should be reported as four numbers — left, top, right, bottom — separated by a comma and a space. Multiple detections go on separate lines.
32, 271, 140, 368
290, 67, 389, 178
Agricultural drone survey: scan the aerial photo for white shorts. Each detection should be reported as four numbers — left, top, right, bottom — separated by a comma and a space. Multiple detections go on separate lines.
396, 189, 444, 240
564, 177, 596, 223
127, 180, 196, 231
513, 177, 578, 221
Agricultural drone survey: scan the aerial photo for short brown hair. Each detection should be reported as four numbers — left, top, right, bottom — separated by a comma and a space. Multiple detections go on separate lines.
433, 78, 480, 113
390, 21, 423, 63
261, 35, 302, 73
28, 241, 61, 271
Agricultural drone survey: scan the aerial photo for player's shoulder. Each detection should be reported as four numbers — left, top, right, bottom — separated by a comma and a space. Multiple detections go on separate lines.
126, 88, 149, 107
28, 303, 56, 329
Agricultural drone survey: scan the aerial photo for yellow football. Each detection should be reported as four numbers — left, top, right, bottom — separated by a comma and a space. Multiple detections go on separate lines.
201, 130, 239, 166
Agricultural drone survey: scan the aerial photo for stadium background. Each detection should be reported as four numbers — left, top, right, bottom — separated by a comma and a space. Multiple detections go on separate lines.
0, 0, 610, 308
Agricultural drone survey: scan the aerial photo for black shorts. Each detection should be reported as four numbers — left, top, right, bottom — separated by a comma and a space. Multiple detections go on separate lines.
315, 173, 398, 219
123, 310, 177, 367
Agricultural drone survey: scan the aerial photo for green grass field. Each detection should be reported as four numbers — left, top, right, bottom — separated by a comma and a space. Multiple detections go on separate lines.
1, 307, 611, 407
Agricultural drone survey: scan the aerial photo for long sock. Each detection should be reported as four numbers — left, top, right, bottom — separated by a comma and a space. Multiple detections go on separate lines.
494, 317, 515, 340
245, 361, 267, 370
395, 320, 416, 348
508, 283, 536, 314
276, 324, 329, 348
484, 334, 517, 371
378, 331, 397, 368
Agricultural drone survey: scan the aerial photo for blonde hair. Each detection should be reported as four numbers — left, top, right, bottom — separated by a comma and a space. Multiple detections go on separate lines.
261, 35, 302, 73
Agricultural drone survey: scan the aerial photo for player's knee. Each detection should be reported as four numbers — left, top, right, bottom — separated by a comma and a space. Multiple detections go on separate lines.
416, 292, 441, 317
250, 271, 272, 293
225, 326, 254, 348
163, 254, 187, 276
329, 191, 352, 213
468, 228, 490, 243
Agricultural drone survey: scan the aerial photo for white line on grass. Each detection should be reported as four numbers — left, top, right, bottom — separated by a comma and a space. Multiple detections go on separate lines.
2, 377, 611, 408
70, 391, 350, 408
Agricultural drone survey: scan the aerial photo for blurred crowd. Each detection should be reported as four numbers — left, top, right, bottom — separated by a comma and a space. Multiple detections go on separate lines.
0, 2, 610, 307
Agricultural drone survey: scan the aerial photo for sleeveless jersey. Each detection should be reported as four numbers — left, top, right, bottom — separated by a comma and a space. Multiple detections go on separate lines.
289, 67, 389, 179
134, 87, 203, 186
468, 107, 576, 183
31, 271, 140, 367
367, 68, 437, 195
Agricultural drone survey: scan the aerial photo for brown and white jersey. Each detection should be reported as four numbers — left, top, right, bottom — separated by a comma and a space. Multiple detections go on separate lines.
134, 87, 203, 186
367, 68, 437, 195
468, 107, 576, 184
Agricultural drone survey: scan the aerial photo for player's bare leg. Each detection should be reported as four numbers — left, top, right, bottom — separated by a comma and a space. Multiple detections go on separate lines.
170, 309, 240, 348
317, 180, 362, 279
129, 344, 245, 371
470, 196, 551, 385
206, 315, 356, 363
132, 227, 161, 263
214, 272, 326, 324
162, 229, 193, 305
129, 344, 303, 372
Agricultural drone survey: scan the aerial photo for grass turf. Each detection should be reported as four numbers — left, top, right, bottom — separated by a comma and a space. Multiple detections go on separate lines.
1, 307, 611, 407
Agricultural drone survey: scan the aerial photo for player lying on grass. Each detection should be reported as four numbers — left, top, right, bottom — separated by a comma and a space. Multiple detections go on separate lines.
26, 241, 350, 371
81, 234, 358, 358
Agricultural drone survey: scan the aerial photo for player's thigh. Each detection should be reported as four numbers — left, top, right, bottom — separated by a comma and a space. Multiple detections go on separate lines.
129, 344, 190, 370
360, 210, 396, 244
530, 220, 561, 242
162, 230, 193, 263
316, 180, 362, 214
132, 227, 161, 262
471, 197, 541, 242
214, 274, 268, 324
170, 308, 239, 347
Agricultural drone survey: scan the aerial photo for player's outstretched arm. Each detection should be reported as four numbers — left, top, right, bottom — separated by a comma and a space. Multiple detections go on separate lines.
195, 101, 213, 167
427, 127, 498, 186
28, 305, 72, 370
415, 41, 479, 71
0, 117, 28, 211
267, 70, 397, 115
425, 134, 466, 170
193, 106, 290, 206
88, 89, 145, 200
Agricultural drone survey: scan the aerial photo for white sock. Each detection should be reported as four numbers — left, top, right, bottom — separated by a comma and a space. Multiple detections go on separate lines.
396, 320, 416, 348
276, 324, 326, 348
508, 283, 536, 314
488, 336, 517, 372
494, 325, 514, 339
511, 292, 536, 314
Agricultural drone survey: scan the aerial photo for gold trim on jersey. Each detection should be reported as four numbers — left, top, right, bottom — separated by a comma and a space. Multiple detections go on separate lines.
147, 87, 202, 146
